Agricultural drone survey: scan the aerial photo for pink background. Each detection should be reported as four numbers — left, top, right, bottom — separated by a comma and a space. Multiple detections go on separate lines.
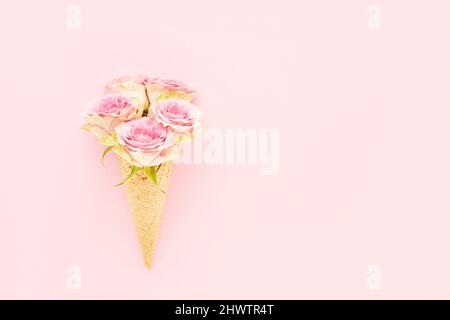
0, 0, 449, 299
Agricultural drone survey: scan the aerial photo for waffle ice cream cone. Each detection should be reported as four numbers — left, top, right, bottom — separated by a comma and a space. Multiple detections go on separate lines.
119, 159, 173, 268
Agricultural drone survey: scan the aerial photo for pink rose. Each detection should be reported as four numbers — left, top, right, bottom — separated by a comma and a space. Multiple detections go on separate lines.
143, 77, 197, 105
82, 93, 141, 139
152, 99, 202, 135
88, 94, 136, 118
115, 117, 179, 166
105, 76, 149, 111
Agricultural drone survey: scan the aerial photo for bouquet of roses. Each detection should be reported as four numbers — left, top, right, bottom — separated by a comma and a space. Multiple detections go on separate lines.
82, 76, 202, 268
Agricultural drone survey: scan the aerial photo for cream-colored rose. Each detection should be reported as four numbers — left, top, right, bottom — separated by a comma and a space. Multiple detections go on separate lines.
105, 76, 149, 112
82, 93, 141, 141
115, 117, 180, 167
143, 77, 197, 106
152, 98, 201, 138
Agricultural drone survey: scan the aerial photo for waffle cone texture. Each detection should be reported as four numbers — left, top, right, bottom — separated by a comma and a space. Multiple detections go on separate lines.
119, 159, 173, 268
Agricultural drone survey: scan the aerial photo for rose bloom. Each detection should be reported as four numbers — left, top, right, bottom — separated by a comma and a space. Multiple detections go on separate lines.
143, 77, 196, 93
115, 117, 179, 167
143, 77, 197, 105
152, 99, 201, 136
82, 93, 141, 138
105, 76, 148, 111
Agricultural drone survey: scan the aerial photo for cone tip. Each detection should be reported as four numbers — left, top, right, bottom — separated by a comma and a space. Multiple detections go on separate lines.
144, 258, 153, 269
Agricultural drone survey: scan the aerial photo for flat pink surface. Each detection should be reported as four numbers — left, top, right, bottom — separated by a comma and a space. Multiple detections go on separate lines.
1, 0, 449, 299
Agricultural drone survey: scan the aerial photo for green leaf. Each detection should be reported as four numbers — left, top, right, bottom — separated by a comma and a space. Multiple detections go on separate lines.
156, 91, 192, 102
156, 93, 172, 102
143, 166, 158, 185
112, 145, 132, 163
99, 135, 117, 146
101, 146, 113, 167
155, 164, 162, 173
115, 165, 140, 187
